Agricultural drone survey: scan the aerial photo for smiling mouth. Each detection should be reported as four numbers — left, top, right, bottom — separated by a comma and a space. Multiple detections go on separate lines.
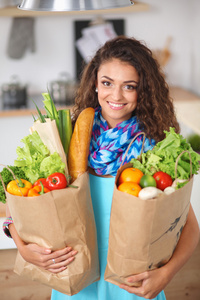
108, 101, 126, 108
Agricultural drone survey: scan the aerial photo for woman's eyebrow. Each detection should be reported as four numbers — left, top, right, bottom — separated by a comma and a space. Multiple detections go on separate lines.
101, 76, 114, 81
101, 76, 138, 84
124, 80, 139, 84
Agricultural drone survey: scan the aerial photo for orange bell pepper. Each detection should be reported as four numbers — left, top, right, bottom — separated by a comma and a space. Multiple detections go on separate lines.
27, 185, 50, 197
7, 179, 32, 196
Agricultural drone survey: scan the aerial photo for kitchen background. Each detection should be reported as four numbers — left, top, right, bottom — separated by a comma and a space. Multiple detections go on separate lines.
0, 0, 200, 241
0, 1, 200, 299
0, 0, 199, 227
0, 0, 200, 97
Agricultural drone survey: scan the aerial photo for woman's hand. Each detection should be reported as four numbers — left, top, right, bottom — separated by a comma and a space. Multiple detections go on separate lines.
20, 243, 78, 273
8, 222, 78, 274
120, 267, 168, 299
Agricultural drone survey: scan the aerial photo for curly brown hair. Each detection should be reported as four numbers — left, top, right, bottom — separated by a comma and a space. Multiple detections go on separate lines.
72, 36, 180, 142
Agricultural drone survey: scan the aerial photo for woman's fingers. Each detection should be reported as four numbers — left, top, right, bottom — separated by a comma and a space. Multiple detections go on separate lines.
46, 254, 76, 273
38, 247, 79, 273
24, 244, 78, 272
47, 249, 78, 268
49, 246, 74, 259
48, 266, 67, 274
127, 272, 149, 283
27, 243, 52, 255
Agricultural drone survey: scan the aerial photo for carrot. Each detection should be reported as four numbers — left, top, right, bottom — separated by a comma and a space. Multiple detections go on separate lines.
68, 107, 95, 182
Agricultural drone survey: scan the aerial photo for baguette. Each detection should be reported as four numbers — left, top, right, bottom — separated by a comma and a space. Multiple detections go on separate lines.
68, 107, 95, 182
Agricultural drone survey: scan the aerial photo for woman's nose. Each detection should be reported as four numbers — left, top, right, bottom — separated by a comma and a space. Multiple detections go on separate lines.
112, 86, 123, 100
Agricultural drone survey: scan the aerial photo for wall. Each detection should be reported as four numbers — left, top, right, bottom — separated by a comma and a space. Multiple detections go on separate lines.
125, 0, 200, 93
0, 0, 200, 96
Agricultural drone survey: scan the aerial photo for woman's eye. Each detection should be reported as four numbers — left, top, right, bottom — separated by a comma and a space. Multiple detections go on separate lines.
124, 85, 138, 90
102, 81, 112, 87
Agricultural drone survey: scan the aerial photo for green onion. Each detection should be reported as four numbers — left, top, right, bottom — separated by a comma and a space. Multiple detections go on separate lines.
32, 99, 46, 123
31, 113, 37, 122
58, 109, 72, 156
42, 92, 59, 129
32, 91, 73, 157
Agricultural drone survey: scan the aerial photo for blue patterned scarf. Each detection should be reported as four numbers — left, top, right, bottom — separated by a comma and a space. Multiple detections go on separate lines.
88, 107, 155, 176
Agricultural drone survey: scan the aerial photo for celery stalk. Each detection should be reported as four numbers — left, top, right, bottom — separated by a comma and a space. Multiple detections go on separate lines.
58, 109, 72, 156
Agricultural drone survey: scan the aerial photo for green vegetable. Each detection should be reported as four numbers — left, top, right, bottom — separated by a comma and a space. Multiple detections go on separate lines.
42, 92, 59, 129
131, 127, 200, 181
140, 174, 157, 188
58, 109, 72, 156
14, 131, 66, 184
187, 134, 200, 152
40, 152, 65, 178
33, 92, 73, 157
42, 93, 72, 156
0, 166, 28, 203
32, 99, 47, 123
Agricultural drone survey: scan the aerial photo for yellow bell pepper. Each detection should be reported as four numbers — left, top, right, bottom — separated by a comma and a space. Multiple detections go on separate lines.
7, 179, 32, 196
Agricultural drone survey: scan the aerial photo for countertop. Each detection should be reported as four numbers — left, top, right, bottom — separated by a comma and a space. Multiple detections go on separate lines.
0, 93, 72, 118
170, 87, 200, 135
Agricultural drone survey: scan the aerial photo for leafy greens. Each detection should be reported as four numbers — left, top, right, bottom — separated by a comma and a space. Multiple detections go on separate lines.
131, 127, 200, 181
14, 131, 65, 183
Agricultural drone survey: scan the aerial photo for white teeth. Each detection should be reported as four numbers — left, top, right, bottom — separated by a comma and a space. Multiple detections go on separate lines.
109, 102, 124, 108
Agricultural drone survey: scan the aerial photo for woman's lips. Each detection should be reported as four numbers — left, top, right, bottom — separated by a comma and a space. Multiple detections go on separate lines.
108, 101, 126, 110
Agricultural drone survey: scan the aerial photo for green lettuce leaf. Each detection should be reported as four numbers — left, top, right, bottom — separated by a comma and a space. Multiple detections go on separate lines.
40, 152, 65, 178
131, 127, 200, 180
14, 131, 66, 183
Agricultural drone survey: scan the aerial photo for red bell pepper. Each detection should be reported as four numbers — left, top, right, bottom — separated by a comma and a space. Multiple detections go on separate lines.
33, 178, 49, 189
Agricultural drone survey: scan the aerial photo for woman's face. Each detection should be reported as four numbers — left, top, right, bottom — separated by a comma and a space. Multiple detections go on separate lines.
96, 58, 139, 128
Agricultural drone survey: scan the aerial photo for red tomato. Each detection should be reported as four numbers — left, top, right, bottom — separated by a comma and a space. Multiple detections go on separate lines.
46, 172, 67, 190
33, 178, 49, 188
153, 171, 173, 191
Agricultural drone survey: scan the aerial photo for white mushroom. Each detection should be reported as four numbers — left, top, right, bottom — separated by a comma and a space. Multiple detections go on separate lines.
139, 187, 163, 200
164, 186, 176, 195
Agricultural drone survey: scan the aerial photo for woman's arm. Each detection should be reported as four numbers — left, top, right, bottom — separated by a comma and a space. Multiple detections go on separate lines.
6, 206, 78, 274
120, 204, 200, 299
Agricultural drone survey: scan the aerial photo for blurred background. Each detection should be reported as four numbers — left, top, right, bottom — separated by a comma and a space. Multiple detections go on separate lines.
0, 0, 200, 104
0, 1, 199, 299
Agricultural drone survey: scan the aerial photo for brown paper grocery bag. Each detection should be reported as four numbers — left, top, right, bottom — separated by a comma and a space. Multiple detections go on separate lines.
30, 119, 68, 175
104, 158, 193, 287
6, 172, 100, 295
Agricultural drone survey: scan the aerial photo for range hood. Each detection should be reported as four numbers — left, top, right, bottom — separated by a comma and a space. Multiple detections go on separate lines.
18, 0, 134, 11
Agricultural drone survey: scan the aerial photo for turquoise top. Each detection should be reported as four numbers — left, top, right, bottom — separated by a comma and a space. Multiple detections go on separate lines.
51, 174, 166, 300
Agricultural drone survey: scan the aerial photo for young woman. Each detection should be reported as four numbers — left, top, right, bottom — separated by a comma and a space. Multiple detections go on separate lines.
6, 36, 200, 300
